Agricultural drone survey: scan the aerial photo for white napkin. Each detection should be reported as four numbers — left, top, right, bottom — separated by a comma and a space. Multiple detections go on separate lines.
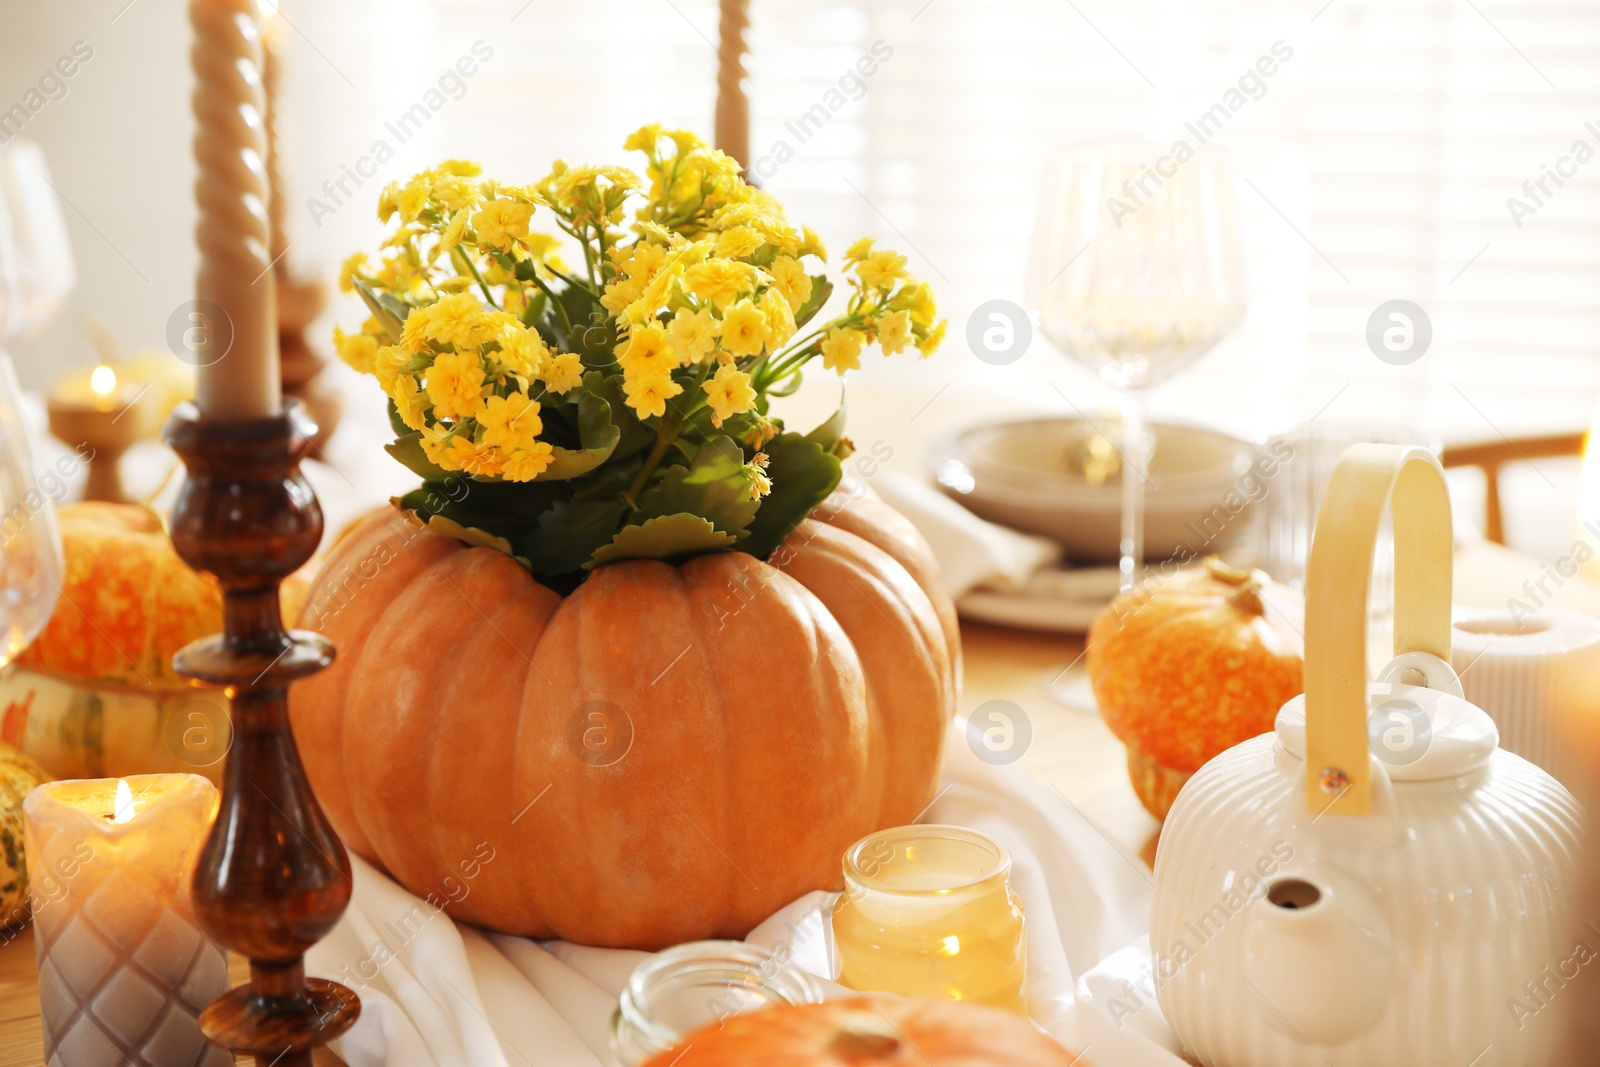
871, 471, 1060, 598
305, 719, 1190, 1066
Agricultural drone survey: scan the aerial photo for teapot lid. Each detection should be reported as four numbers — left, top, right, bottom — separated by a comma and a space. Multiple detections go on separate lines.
1276, 680, 1499, 782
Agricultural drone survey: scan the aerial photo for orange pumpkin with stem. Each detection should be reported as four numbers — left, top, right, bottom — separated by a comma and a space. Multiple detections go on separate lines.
18, 502, 222, 689
640, 997, 1085, 1067
289, 484, 959, 949
1087, 558, 1303, 820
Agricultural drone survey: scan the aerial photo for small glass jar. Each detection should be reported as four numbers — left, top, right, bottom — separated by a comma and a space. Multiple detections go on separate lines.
831, 824, 1028, 1014
610, 940, 824, 1066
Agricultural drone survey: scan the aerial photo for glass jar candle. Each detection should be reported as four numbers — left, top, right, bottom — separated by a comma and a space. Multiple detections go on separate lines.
610, 940, 824, 1066
832, 824, 1028, 1014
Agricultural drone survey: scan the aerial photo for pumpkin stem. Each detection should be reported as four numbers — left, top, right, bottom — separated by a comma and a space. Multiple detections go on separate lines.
1228, 581, 1266, 618
1204, 557, 1267, 617
1203, 557, 1251, 585
827, 1017, 903, 1060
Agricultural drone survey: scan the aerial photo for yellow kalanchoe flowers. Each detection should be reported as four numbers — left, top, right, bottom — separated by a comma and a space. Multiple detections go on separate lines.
333, 125, 945, 577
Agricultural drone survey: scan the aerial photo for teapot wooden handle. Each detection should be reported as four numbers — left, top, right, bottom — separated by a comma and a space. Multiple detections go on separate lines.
1304, 444, 1453, 815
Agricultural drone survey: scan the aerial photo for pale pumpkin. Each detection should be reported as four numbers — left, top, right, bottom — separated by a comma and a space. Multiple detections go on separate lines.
0, 742, 50, 929
641, 997, 1085, 1067
7, 502, 301, 781
1087, 558, 1303, 820
290, 485, 959, 948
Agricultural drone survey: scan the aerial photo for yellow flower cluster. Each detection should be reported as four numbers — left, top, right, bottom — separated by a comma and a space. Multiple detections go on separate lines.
337, 287, 584, 482
817, 237, 945, 374
596, 127, 845, 423
335, 126, 946, 496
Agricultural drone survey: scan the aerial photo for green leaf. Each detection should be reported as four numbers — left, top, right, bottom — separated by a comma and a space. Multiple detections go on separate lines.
403, 475, 565, 521
742, 433, 843, 559
353, 278, 410, 342
587, 372, 656, 460
421, 514, 518, 558
520, 498, 629, 576
536, 390, 621, 480
386, 398, 411, 438
634, 437, 758, 538
554, 284, 609, 361
586, 513, 736, 570
792, 276, 834, 330
385, 433, 451, 481
805, 390, 847, 451
767, 369, 805, 397
522, 289, 549, 332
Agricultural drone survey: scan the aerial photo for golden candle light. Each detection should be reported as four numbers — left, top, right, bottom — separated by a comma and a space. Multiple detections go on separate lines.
832, 825, 1029, 1014
23, 774, 232, 1067
190, 0, 281, 420
46, 362, 156, 503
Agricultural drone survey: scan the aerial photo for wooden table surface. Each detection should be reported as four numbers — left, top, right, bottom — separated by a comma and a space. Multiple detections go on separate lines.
0, 538, 1591, 1066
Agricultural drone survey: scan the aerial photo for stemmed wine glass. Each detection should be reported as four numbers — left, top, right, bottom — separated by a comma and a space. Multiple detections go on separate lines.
1029, 142, 1247, 592
0, 140, 74, 663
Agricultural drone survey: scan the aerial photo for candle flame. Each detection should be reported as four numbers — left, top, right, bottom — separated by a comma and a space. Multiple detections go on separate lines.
112, 779, 136, 824
90, 364, 117, 397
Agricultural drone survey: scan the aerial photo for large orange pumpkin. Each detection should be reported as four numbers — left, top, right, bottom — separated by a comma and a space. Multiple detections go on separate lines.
1087, 557, 1303, 820
641, 997, 1085, 1067
290, 486, 959, 948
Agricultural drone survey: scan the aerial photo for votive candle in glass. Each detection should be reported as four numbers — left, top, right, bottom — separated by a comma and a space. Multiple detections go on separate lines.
832, 824, 1028, 1014
23, 774, 231, 1067
611, 940, 825, 1065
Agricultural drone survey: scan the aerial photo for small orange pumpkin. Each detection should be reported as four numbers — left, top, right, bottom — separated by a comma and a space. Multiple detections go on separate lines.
18, 502, 223, 689
641, 997, 1084, 1067
1087, 558, 1303, 820
291, 486, 960, 948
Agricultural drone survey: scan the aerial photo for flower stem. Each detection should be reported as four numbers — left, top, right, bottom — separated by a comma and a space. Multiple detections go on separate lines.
623, 361, 713, 505
529, 272, 574, 340
453, 248, 500, 308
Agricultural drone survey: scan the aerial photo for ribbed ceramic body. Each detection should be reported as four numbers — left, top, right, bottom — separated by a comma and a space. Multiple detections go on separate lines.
1152, 735, 1583, 1067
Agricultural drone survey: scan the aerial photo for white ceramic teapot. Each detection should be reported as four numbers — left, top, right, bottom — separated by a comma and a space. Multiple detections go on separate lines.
1151, 444, 1585, 1067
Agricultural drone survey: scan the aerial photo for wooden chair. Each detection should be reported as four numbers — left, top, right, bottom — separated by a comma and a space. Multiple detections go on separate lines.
1441, 432, 1588, 544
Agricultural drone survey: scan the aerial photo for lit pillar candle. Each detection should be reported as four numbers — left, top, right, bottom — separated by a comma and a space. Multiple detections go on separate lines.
23, 775, 231, 1067
190, 0, 280, 419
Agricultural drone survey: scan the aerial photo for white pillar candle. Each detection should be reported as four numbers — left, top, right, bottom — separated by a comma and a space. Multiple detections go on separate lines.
23, 775, 231, 1067
190, 0, 280, 419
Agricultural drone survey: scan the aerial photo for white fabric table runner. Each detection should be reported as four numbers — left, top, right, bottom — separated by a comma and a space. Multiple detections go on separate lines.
306, 720, 1191, 1067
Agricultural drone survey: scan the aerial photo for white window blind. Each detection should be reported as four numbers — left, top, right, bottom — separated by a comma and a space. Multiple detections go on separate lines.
286, 0, 1600, 441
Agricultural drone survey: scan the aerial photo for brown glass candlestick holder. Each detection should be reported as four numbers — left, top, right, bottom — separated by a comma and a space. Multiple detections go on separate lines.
165, 399, 359, 1067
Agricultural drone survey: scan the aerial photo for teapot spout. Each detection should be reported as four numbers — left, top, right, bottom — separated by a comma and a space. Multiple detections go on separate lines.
1240, 866, 1393, 1046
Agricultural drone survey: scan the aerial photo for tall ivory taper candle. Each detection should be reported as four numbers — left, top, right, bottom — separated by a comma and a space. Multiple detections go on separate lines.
190, 0, 280, 419
261, 9, 289, 267
714, 0, 752, 173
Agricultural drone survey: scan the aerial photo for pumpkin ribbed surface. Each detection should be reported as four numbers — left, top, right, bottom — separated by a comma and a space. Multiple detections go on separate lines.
0, 742, 49, 927
1088, 559, 1303, 818
290, 492, 958, 948
18, 503, 222, 690
640, 997, 1082, 1067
